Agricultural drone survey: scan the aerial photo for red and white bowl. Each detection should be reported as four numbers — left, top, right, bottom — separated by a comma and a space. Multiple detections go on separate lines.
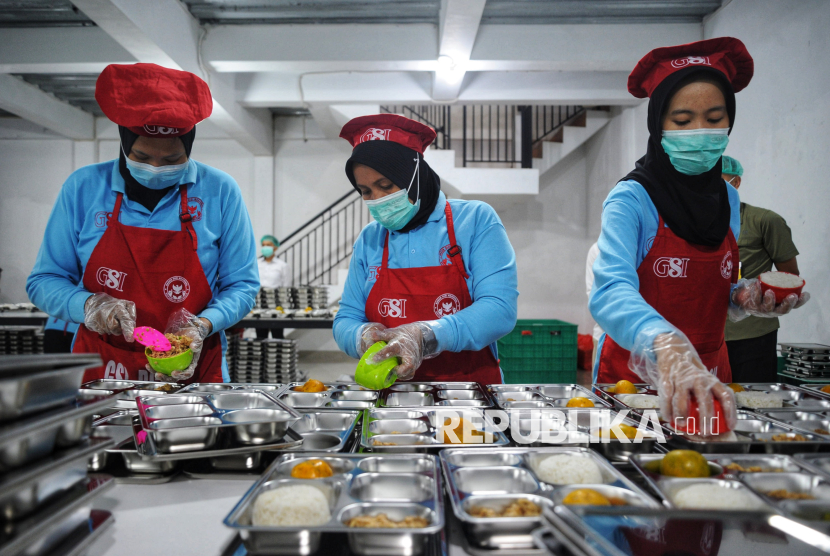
758, 271, 805, 304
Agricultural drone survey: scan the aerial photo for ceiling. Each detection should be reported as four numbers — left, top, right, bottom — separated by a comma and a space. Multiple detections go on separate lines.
0, 0, 92, 27
15, 74, 103, 116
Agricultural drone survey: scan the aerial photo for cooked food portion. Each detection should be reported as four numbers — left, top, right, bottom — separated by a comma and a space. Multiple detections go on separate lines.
727, 383, 745, 393
535, 455, 603, 485
252, 485, 331, 526
562, 489, 628, 507
660, 450, 711, 478
566, 397, 595, 408
373, 440, 398, 446
291, 459, 333, 479
765, 433, 808, 442
346, 513, 429, 528
764, 489, 815, 501
294, 379, 327, 393
440, 417, 491, 444
597, 424, 638, 440
157, 383, 176, 392
469, 499, 541, 518
610, 380, 638, 394
148, 334, 192, 358
821, 385, 830, 394
724, 463, 781, 473
815, 429, 830, 435
672, 484, 766, 510
735, 391, 783, 409
617, 394, 660, 409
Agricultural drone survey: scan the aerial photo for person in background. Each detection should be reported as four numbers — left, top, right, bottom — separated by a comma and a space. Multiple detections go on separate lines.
585, 242, 604, 366
43, 318, 79, 353
722, 155, 801, 383
256, 234, 291, 338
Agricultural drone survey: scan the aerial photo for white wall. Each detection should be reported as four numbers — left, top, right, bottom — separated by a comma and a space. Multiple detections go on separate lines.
704, 0, 830, 343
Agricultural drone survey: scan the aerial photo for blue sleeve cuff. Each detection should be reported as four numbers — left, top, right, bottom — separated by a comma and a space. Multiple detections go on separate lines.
68, 291, 92, 324
198, 308, 226, 335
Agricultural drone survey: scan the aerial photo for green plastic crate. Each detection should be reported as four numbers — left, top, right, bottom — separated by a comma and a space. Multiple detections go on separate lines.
498, 319, 578, 384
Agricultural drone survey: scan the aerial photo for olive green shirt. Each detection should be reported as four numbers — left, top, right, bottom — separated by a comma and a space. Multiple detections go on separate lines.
725, 203, 800, 342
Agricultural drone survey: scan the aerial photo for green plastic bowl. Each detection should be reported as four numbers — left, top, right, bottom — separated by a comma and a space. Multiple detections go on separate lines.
355, 341, 399, 390
145, 346, 193, 376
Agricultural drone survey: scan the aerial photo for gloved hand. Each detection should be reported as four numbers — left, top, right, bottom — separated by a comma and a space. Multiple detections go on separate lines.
154, 308, 212, 382
729, 278, 810, 322
630, 329, 737, 435
83, 293, 136, 342
372, 321, 441, 381
356, 323, 387, 357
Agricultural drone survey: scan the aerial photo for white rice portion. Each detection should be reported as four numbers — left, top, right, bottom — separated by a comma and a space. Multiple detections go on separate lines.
252, 485, 331, 527
672, 484, 766, 510
535, 455, 604, 485
735, 391, 783, 409
759, 271, 804, 288
617, 394, 660, 409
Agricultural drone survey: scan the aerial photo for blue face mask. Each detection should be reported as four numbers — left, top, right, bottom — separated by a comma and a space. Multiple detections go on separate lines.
661, 128, 729, 175
124, 148, 189, 190
261, 246, 275, 258
365, 157, 421, 231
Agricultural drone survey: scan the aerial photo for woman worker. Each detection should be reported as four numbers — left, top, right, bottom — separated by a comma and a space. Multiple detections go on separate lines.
590, 38, 809, 430
333, 115, 518, 384
27, 63, 259, 383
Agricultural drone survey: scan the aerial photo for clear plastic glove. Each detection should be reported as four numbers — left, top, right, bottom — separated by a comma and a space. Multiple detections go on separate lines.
356, 323, 387, 357
629, 329, 737, 434
729, 278, 810, 322
154, 308, 212, 382
83, 292, 136, 342
372, 322, 440, 381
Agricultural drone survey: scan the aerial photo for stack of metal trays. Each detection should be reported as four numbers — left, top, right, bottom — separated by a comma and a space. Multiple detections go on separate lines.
132, 389, 305, 460
0, 354, 116, 556
441, 447, 658, 554
81, 378, 185, 411
295, 285, 328, 310
0, 326, 42, 355
361, 407, 511, 453
780, 343, 830, 377
223, 453, 445, 556
258, 287, 296, 310
280, 382, 379, 410
231, 338, 300, 384
489, 384, 611, 409
379, 382, 496, 408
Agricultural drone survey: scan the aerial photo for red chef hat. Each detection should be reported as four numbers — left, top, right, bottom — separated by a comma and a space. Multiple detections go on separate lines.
96, 63, 213, 137
628, 37, 754, 99
339, 114, 436, 155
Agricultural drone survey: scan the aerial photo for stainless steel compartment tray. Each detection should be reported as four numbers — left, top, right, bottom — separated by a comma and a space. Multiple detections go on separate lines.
0, 437, 113, 521
730, 383, 830, 410
441, 447, 658, 551
224, 453, 444, 556
0, 475, 114, 556
178, 383, 287, 394
280, 382, 380, 410
0, 394, 113, 472
0, 354, 103, 422
380, 382, 495, 408
287, 410, 361, 453
361, 407, 510, 452
489, 384, 611, 410
82, 378, 184, 409
135, 389, 301, 454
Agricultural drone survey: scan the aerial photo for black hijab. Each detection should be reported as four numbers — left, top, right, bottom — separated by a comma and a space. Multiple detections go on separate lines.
622, 66, 735, 247
345, 141, 441, 233
118, 126, 196, 212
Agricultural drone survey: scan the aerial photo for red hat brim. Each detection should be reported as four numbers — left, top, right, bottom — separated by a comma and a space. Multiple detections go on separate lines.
628, 37, 754, 99
339, 114, 436, 155
96, 63, 212, 137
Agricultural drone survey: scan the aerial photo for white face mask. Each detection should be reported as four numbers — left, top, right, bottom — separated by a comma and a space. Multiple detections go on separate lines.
122, 143, 189, 190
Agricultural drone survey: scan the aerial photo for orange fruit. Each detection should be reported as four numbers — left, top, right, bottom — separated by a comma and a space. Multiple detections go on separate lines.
441, 418, 489, 444
566, 397, 595, 408
562, 489, 611, 506
613, 380, 638, 394
728, 383, 745, 393
291, 459, 333, 479
294, 379, 326, 393
599, 424, 638, 440
660, 450, 710, 478
821, 385, 830, 394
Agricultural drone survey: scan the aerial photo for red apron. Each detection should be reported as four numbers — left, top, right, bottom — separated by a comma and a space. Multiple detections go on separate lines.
365, 202, 502, 384
74, 187, 223, 384
597, 215, 738, 384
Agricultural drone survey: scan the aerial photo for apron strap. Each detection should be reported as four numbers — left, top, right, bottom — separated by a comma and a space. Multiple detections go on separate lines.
444, 202, 469, 279
178, 186, 198, 251
110, 193, 124, 226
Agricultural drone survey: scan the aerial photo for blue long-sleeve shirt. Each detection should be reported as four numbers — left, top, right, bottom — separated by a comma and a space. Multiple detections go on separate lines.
334, 192, 518, 360
589, 179, 740, 379
27, 159, 259, 381
44, 318, 80, 334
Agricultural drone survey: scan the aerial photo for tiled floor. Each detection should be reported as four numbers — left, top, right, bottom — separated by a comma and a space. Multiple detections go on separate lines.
297, 350, 592, 386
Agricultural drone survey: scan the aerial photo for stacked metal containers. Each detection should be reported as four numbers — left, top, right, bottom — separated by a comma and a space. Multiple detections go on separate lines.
0, 327, 44, 355
258, 287, 296, 310
230, 337, 300, 384
0, 354, 116, 556
294, 286, 328, 310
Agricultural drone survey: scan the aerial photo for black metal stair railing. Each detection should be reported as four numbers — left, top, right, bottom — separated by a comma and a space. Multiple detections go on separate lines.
380, 105, 451, 149
276, 189, 369, 286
